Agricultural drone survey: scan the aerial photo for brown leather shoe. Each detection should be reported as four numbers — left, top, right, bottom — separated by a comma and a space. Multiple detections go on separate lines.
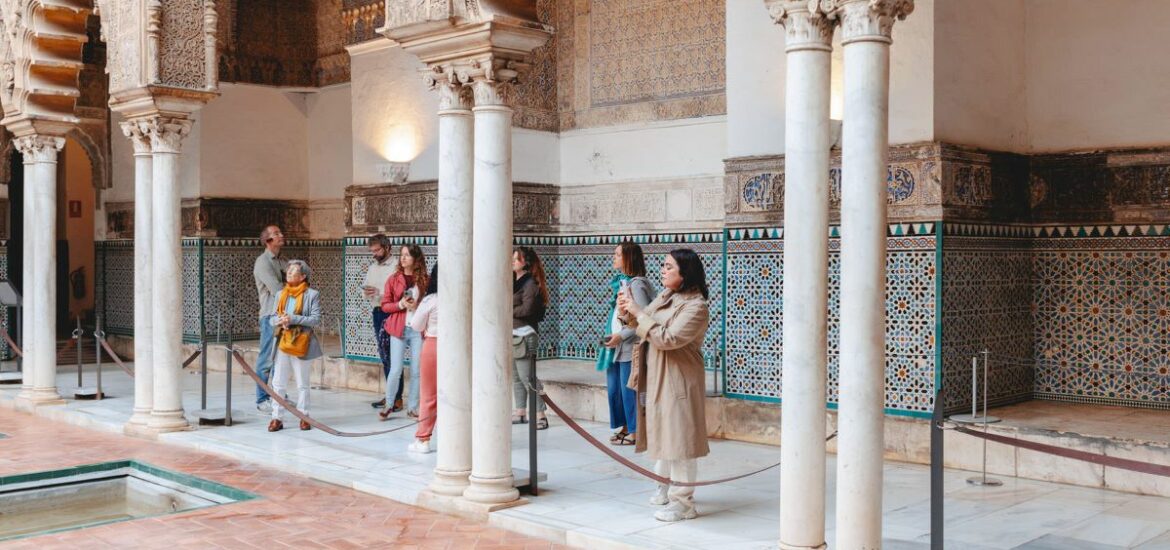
299, 419, 311, 431
267, 419, 283, 432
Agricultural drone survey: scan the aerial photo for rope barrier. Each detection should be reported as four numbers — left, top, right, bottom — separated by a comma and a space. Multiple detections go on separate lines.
182, 349, 202, 368
1, 329, 21, 358
542, 392, 836, 487
949, 423, 1170, 478
230, 349, 424, 437
97, 338, 135, 378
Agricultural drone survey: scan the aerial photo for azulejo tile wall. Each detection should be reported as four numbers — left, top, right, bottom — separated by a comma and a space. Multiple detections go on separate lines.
1031, 226, 1170, 409
0, 242, 9, 359
725, 224, 939, 416
98, 239, 345, 344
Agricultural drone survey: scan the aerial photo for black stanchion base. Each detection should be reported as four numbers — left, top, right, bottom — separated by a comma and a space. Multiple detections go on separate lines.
514, 468, 548, 494
195, 409, 238, 425
74, 388, 104, 400
0, 372, 21, 384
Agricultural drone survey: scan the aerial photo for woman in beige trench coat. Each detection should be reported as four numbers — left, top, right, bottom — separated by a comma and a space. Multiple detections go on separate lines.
619, 248, 710, 523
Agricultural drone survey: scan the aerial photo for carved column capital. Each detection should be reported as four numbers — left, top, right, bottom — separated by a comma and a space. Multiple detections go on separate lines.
120, 119, 154, 155
457, 56, 527, 109
423, 64, 473, 112
836, 0, 914, 44
141, 116, 193, 154
767, 0, 838, 52
13, 135, 64, 163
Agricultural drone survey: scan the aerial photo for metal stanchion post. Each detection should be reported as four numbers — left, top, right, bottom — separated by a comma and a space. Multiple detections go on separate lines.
951, 350, 1001, 425
200, 314, 208, 411
94, 315, 104, 400
225, 331, 234, 426
528, 344, 539, 496
72, 316, 100, 399
979, 350, 999, 423
74, 317, 83, 387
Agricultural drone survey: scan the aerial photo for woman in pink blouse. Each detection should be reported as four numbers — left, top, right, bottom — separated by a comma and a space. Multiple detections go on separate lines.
407, 264, 438, 453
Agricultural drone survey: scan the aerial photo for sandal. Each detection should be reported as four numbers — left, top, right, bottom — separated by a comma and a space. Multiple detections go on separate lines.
536, 416, 549, 430
609, 429, 628, 444
378, 407, 393, 421
511, 413, 527, 425
611, 433, 636, 446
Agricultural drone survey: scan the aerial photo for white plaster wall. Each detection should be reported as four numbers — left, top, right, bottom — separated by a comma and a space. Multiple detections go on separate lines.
349, 41, 439, 184
888, 0, 934, 145
1025, 0, 1170, 152
934, 0, 1027, 152
108, 120, 134, 203
307, 84, 354, 200
559, 117, 727, 186
726, 0, 787, 157
514, 128, 559, 183
197, 83, 309, 198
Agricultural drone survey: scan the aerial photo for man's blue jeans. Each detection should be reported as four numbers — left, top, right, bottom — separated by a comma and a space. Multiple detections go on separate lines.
256, 315, 275, 404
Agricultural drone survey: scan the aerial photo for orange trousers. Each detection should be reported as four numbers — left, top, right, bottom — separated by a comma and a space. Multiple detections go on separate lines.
415, 337, 438, 440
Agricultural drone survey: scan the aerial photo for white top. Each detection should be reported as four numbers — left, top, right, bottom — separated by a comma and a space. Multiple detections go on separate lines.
409, 293, 438, 338
362, 259, 396, 308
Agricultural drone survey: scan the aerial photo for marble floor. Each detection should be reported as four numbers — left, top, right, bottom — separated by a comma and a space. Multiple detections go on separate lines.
2, 362, 1170, 549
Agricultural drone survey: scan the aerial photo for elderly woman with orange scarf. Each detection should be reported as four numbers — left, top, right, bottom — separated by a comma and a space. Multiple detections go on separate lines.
267, 259, 323, 432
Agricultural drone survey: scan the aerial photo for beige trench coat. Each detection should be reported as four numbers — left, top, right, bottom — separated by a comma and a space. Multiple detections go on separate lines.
627, 289, 711, 461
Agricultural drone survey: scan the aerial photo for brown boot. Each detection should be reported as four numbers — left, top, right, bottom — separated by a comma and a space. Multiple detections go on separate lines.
267, 419, 283, 432
299, 419, 311, 431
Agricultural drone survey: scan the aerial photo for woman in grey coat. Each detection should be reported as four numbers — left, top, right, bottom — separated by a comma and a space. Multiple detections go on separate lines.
268, 259, 322, 432
599, 242, 654, 445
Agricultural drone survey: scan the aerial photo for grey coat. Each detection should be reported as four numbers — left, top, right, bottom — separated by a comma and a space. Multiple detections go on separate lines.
270, 287, 323, 361
616, 276, 654, 362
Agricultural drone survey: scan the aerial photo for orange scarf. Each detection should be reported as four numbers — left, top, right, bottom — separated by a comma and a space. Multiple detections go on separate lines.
276, 282, 310, 357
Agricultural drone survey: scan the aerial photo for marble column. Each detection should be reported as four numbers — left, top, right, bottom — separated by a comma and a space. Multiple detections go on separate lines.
145, 116, 192, 432
121, 120, 155, 430
769, 2, 835, 548
463, 71, 519, 505
430, 72, 475, 496
16, 142, 37, 399
835, 1, 913, 548
14, 135, 65, 405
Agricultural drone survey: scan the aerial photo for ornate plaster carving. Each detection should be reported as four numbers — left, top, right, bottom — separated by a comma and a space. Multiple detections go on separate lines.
766, 0, 838, 51
423, 64, 473, 111
0, 0, 91, 125
13, 134, 64, 163
120, 119, 153, 155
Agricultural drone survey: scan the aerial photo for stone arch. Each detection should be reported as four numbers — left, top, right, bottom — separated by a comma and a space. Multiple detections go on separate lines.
0, 0, 93, 124
67, 122, 107, 190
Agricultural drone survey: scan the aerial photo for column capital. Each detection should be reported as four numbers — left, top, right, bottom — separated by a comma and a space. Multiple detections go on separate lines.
141, 115, 193, 154
120, 119, 154, 156
457, 56, 527, 108
13, 135, 64, 163
836, 0, 914, 44
767, 0, 838, 52
422, 64, 474, 112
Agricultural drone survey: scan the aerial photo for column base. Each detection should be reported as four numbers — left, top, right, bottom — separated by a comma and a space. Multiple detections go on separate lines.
417, 489, 527, 522
462, 473, 519, 505
147, 409, 191, 433
127, 408, 152, 426
779, 542, 827, 550
14, 388, 66, 409
429, 467, 471, 497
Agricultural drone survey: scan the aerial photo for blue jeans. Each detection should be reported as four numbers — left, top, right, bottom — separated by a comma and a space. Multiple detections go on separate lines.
372, 309, 403, 403
386, 327, 423, 412
256, 315, 275, 404
607, 361, 637, 434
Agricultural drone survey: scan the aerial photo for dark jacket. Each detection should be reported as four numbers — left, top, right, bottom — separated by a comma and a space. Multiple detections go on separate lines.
513, 273, 547, 330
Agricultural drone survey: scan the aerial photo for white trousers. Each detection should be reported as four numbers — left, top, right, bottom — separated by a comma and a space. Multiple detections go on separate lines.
654, 458, 698, 508
271, 351, 311, 421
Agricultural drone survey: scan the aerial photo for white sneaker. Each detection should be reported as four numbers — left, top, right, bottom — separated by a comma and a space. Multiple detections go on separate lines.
256, 401, 273, 414
653, 501, 697, 522
407, 438, 433, 454
649, 485, 669, 506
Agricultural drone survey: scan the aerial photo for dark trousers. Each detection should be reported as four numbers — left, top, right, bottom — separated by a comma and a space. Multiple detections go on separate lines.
372, 308, 403, 403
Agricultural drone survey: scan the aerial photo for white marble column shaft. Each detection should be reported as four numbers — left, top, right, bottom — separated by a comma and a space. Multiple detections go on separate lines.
463, 76, 519, 505
146, 116, 192, 432
123, 121, 155, 429
836, 1, 912, 547
431, 76, 475, 496
15, 135, 65, 405
771, 2, 835, 549
17, 145, 37, 399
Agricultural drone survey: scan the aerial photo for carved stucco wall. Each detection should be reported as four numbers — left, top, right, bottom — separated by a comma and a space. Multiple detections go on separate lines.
555, 0, 726, 131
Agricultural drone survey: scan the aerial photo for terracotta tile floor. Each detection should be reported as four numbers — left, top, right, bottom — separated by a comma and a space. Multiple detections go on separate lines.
0, 410, 566, 550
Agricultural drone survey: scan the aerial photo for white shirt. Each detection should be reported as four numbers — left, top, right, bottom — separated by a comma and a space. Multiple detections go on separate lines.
410, 294, 438, 337
362, 259, 396, 308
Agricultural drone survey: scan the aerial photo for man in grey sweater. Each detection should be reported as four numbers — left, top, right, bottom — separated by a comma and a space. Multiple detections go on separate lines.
253, 225, 288, 412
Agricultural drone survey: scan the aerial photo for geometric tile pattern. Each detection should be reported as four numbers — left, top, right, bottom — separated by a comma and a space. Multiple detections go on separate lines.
940, 236, 1034, 411
941, 235, 1034, 413
0, 242, 8, 359
1032, 237, 1170, 409
342, 236, 436, 361
725, 227, 938, 415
